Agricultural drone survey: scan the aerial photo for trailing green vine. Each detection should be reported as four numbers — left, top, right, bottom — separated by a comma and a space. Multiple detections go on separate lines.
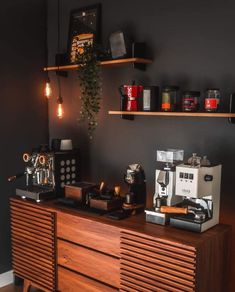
76, 43, 102, 139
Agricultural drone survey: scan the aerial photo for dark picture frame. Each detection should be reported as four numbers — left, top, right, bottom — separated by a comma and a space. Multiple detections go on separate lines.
67, 3, 102, 64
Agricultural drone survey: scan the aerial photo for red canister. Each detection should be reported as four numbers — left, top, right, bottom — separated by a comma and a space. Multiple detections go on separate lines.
204, 89, 220, 112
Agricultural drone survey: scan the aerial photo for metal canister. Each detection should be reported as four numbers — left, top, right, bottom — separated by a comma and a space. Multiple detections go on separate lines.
182, 91, 200, 112
161, 86, 179, 111
204, 89, 221, 112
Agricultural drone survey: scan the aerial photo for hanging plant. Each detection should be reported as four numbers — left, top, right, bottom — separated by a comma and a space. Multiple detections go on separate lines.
76, 43, 102, 139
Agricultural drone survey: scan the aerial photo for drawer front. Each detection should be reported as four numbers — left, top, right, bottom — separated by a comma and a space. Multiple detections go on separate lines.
10, 198, 56, 292
58, 239, 120, 288
58, 266, 117, 292
120, 231, 196, 292
57, 211, 120, 257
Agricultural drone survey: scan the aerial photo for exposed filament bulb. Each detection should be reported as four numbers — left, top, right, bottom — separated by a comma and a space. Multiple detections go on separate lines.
44, 77, 52, 98
57, 99, 64, 119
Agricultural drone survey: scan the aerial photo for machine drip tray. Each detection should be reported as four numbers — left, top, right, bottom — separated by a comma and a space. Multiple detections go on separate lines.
16, 186, 55, 202
170, 217, 203, 232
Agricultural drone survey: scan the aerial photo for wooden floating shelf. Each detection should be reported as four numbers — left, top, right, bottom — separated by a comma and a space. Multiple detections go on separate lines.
44, 58, 153, 72
108, 111, 235, 118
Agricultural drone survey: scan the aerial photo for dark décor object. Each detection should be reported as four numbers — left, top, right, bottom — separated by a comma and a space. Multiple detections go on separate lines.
132, 42, 147, 70
76, 43, 102, 139
109, 31, 131, 59
67, 3, 101, 64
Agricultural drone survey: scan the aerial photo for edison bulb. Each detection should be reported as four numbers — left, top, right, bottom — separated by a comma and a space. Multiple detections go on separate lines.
44, 81, 52, 98
57, 103, 64, 119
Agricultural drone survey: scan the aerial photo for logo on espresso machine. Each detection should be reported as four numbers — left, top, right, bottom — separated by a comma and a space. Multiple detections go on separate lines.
182, 188, 191, 195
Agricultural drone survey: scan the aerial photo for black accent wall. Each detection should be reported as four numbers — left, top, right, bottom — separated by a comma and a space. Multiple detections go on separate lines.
0, 0, 48, 273
48, 0, 235, 290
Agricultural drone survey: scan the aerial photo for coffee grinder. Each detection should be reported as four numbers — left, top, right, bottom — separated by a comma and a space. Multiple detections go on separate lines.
145, 149, 184, 225
123, 164, 146, 214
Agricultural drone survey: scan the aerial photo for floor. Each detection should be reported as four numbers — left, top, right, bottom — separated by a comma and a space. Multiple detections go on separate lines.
0, 285, 41, 292
0, 285, 21, 292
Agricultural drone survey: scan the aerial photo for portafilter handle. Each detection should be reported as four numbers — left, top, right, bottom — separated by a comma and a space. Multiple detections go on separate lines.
8, 173, 25, 182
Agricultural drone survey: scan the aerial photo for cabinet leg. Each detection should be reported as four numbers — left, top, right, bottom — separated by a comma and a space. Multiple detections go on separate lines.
23, 279, 31, 292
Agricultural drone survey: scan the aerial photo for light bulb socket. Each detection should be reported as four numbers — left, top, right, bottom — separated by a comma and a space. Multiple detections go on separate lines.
57, 96, 63, 104
46, 76, 50, 83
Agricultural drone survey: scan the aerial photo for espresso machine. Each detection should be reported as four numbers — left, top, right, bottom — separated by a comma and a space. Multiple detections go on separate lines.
9, 145, 79, 202
145, 149, 184, 225
169, 154, 222, 232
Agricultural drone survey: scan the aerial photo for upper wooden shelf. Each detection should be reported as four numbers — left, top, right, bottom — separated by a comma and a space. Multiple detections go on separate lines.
108, 111, 235, 118
44, 58, 153, 72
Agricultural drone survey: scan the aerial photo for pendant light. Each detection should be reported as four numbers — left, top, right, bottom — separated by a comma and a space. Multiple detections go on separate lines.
45, 76, 52, 98
44, 0, 52, 98
56, 75, 64, 119
56, 0, 64, 118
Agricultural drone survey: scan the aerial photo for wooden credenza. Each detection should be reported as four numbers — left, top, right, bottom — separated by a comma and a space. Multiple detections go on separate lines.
10, 197, 231, 292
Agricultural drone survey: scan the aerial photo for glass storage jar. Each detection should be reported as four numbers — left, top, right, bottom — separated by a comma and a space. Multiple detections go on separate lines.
161, 86, 179, 112
182, 91, 200, 112
204, 89, 221, 112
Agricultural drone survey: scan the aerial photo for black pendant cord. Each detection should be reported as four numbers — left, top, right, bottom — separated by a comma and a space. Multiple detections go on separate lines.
57, 0, 63, 103
45, 0, 49, 81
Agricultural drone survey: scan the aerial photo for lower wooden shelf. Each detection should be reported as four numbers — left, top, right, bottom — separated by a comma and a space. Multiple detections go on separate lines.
108, 110, 235, 118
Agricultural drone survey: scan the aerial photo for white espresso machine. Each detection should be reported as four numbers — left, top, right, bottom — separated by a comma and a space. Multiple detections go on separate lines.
170, 155, 222, 232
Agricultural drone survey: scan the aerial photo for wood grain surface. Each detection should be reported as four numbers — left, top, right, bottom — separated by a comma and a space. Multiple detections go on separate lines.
58, 239, 120, 288
57, 211, 120, 257
58, 267, 117, 292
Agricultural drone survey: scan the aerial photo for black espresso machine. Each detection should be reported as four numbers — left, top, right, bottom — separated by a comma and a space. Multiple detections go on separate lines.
8, 144, 79, 202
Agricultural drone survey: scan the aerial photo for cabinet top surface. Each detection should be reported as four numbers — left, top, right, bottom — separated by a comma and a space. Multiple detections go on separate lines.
10, 196, 230, 248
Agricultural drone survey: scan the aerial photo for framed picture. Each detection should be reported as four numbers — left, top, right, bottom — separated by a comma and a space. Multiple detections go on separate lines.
67, 3, 102, 64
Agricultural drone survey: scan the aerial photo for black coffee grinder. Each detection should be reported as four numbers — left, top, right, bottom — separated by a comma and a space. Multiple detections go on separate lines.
123, 164, 146, 214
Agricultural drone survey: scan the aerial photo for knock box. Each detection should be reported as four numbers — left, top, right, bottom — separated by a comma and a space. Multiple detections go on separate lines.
65, 182, 96, 203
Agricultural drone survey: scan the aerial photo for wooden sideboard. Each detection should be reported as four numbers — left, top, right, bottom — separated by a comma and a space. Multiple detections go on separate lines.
10, 197, 231, 292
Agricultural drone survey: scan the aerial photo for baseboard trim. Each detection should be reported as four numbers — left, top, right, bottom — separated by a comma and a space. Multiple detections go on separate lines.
0, 270, 14, 288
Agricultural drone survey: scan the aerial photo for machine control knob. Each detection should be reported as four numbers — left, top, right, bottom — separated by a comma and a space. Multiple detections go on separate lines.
204, 175, 213, 181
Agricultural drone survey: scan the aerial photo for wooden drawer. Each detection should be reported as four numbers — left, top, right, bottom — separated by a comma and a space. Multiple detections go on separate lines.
58, 266, 117, 292
57, 211, 120, 257
120, 231, 196, 292
58, 239, 120, 288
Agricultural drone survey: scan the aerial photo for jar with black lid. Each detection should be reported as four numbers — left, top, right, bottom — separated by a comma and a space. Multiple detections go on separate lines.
182, 91, 200, 112
204, 89, 220, 112
161, 86, 179, 112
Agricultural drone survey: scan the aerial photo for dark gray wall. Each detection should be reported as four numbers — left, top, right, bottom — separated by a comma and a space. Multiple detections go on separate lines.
0, 0, 48, 273
48, 0, 235, 289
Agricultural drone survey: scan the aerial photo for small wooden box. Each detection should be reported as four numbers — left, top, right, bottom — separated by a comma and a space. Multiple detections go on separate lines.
90, 197, 123, 211
65, 182, 96, 203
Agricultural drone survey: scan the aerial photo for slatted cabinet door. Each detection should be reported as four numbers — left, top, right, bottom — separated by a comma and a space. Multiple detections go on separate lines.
120, 231, 197, 292
10, 198, 56, 292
